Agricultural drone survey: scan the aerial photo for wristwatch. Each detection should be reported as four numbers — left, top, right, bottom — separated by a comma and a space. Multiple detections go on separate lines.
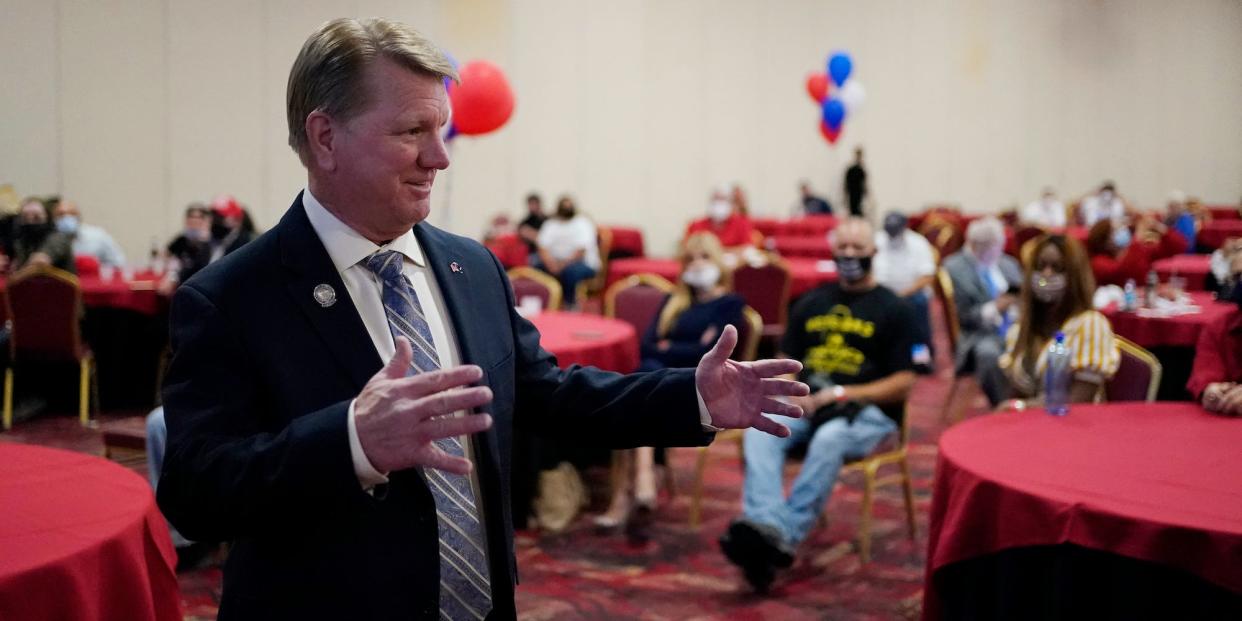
831, 385, 847, 403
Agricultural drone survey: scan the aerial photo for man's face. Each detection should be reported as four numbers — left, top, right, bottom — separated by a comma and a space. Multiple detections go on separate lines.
328, 59, 451, 238
54, 201, 80, 221
831, 221, 875, 258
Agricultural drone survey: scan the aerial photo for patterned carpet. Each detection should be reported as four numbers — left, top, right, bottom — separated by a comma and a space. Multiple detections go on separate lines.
2, 306, 981, 620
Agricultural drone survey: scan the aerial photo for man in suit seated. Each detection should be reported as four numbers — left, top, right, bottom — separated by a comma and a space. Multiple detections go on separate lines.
156, 17, 807, 620
942, 216, 1023, 406
720, 218, 916, 592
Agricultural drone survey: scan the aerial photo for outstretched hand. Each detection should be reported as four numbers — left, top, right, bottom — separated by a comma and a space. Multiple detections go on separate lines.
695, 325, 809, 437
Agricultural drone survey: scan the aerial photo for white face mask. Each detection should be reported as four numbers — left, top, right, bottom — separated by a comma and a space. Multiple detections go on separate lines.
682, 263, 722, 290
707, 200, 732, 223
1031, 273, 1067, 304
1099, 191, 1115, 203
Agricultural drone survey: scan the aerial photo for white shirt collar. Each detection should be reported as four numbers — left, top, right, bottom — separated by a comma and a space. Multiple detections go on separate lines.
301, 187, 426, 273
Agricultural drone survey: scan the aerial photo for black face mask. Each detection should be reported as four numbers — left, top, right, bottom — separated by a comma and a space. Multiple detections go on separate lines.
211, 221, 231, 240
837, 255, 872, 283
18, 222, 50, 245
556, 207, 575, 219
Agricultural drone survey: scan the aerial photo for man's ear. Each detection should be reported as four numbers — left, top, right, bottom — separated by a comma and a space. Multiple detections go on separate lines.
305, 110, 337, 172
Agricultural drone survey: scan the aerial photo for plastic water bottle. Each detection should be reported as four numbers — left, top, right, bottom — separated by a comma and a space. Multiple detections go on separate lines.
1044, 331, 1071, 416
1144, 269, 1159, 308
1123, 279, 1137, 311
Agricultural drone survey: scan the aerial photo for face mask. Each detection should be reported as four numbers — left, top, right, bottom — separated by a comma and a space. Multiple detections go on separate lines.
56, 216, 80, 234
887, 233, 906, 248
211, 221, 231, 240
707, 200, 732, 223
682, 263, 722, 290
556, 206, 575, 219
1100, 191, 1115, 203
1112, 226, 1132, 250
836, 255, 872, 283
18, 222, 49, 244
185, 227, 210, 242
975, 244, 1002, 267
1031, 273, 1067, 304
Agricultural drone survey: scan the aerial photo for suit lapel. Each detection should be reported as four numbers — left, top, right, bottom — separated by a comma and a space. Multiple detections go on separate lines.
278, 194, 382, 392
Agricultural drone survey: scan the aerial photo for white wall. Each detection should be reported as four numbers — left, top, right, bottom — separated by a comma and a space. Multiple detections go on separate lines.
2, 0, 1240, 260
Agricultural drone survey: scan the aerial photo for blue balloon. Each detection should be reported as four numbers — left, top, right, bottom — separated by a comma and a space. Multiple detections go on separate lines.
828, 52, 852, 87
821, 98, 846, 131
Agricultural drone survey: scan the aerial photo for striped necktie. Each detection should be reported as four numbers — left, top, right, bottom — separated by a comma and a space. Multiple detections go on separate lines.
364, 250, 492, 620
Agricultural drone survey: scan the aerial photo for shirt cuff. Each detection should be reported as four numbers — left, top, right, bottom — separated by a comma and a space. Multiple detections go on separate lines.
696, 387, 722, 432
347, 399, 390, 490
980, 300, 1001, 326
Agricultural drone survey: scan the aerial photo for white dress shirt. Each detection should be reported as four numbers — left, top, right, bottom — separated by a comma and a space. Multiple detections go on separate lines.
303, 189, 466, 490
1081, 195, 1125, 226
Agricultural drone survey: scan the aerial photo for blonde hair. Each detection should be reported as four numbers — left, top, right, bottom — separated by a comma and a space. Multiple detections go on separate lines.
656, 232, 732, 337
286, 18, 458, 164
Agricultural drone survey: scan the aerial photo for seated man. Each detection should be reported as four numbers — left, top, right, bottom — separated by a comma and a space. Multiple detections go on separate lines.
53, 199, 127, 268
798, 180, 833, 216
943, 217, 1023, 406
873, 211, 936, 371
533, 195, 600, 307
1079, 181, 1130, 226
720, 217, 916, 592
1020, 187, 1066, 229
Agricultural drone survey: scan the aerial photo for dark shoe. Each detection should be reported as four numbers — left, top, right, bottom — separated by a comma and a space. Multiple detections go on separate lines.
625, 503, 653, 546
719, 518, 795, 592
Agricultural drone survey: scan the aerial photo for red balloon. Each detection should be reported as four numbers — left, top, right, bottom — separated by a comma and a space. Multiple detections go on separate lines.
805, 73, 829, 103
449, 61, 515, 136
819, 121, 841, 144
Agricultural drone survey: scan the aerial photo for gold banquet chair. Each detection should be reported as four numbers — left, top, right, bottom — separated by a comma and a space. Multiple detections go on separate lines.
833, 405, 916, 563
1105, 336, 1162, 403
3, 265, 98, 430
688, 306, 763, 528
507, 266, 564, 312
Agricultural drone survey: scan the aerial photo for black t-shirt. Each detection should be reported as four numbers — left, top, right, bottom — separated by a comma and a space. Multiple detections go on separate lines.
167, 234, 212, 283
781, 283, 915, 422
518, 213, 547, 251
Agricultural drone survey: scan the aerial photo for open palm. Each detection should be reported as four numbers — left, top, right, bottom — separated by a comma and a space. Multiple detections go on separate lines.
695, 325, 809, 437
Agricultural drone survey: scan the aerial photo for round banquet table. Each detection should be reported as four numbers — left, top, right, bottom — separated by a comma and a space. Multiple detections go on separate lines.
0, 271, 166, 316
606, 257, 838, 299
768, 235, 832, 259
923, 404, 1242, 620
528, 311, 639, 372
1199, 219, 1242, 250
0, 443, 181, 621
1101, 291, 1233, 349
1153, 253, 1212, 291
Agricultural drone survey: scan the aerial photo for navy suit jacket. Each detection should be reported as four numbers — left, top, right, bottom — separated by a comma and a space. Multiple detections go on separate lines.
157, 194, 713, 620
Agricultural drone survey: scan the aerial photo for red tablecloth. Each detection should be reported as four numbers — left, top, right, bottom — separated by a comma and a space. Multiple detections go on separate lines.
1199, 220, 1242, 250
751, 216, 837, 238
1207, 205, 1240, 221
603, 226, 645, 258
923, 404, 1242, 620
0, 443, 181, 620
1153, 254, 1212, 291
768, 235, 832, 259
606, 257, 838, 299
0, 271, 166, 315
1102, 291, 1234, 348
529, 311, 639, 372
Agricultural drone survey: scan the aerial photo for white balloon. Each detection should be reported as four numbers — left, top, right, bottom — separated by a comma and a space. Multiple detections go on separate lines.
838, 80, 867, 113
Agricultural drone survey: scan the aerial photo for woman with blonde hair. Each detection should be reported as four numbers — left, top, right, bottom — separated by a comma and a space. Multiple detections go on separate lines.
1000, 234, 1120, 406
596, 232, 745, 541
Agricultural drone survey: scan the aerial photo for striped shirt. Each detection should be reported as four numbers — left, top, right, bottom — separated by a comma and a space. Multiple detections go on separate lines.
1000, 310, 1121, 398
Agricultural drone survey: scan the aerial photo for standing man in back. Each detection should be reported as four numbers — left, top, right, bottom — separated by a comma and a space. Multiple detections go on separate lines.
844, 147, 868, 217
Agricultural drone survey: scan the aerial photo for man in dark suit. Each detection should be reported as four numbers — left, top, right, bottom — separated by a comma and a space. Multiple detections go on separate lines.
157, 17, 806, 620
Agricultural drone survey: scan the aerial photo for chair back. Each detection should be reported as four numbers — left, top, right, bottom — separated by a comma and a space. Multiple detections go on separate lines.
573, 226, 614, 303
732, 306, 763, 362
507, 266, 563, 311
934, 268, 962, 355
603, 273, 676, 337
918, 216, 964, 259
6, 265, 84, 363
732, 256, 792, 333
1106, 336, 1162, 402
1012, 225, 1046, 257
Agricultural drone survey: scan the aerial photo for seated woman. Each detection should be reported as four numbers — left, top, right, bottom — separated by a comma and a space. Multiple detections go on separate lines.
533, 195, 600, 307
1085, 215, 1187, 287
684, 186, 757, 249
1207, 238, 1242, 294
596, 232, 745, 541
1000, 234, 1121, 406
1188, 250, 1242, 416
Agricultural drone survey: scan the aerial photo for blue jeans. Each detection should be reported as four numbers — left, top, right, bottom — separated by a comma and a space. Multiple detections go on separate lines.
531, 257, 597, 307
741, 405, 897, 546
146, 407, 192, 547
906, 291, 932, 352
